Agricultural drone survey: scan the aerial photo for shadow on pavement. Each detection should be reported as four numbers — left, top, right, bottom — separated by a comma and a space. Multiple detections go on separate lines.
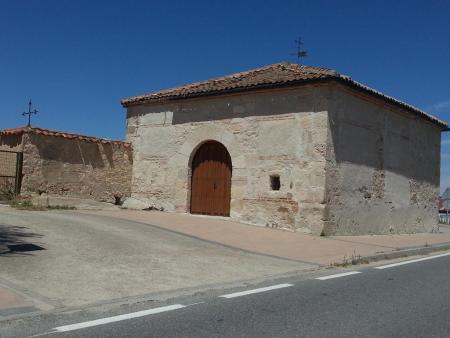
0, 224, 44, 256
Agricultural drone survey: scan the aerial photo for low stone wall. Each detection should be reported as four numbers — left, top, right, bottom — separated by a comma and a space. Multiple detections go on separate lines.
20, 132, 132, 203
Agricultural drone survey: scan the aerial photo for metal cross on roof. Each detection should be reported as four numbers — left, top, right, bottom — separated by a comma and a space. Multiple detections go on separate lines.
22, 99, 38, 127
292, 37, 308, 62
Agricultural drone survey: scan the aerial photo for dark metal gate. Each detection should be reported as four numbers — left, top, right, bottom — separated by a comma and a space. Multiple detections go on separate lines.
0, 150, 23, 196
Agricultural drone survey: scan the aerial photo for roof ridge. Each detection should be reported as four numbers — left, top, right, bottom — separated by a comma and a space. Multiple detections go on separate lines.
130, 63, 290, 98
297, 64, 339, 75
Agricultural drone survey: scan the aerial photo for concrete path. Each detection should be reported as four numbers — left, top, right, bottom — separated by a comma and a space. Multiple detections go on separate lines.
0, 208, 311, 317
80, 209, 450, 266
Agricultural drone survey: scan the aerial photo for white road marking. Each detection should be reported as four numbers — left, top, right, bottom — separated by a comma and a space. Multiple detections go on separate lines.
28, 332, 57, 338
316, 271, 362, 280
375, 252, 450, 270
219, 283, 293, 298
53, 304, 186, 332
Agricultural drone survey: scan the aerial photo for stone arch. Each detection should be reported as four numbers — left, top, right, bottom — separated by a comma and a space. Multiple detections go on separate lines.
175, 127, 244, 214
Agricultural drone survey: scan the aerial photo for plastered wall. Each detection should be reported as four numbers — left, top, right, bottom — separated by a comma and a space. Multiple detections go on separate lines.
20, 133, 133, 203
126, 85, 330, 233
323, 85, 441, 235
126, 83, 443, 235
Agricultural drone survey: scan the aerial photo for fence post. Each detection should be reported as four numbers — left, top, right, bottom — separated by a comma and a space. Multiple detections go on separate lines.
14, 152, 23, 195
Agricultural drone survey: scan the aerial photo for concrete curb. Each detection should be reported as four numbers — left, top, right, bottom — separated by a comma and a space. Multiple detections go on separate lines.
355, 242, 450, 264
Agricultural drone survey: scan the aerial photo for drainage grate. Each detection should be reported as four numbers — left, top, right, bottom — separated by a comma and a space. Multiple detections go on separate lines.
7, 244, 45, 252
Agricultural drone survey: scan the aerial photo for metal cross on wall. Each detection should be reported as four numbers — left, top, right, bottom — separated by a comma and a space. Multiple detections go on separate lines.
22, 100, 38, 127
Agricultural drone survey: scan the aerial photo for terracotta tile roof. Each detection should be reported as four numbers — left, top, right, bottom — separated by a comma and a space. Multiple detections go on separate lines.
0, 127, 131, 147
121, 62, 448, 130
122, 63, 336, 106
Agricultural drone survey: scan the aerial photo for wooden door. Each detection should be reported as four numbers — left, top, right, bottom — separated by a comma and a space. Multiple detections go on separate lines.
190, 141, 232, 216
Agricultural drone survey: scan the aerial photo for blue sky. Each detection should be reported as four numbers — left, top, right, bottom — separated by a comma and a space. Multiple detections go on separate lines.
1, 1, 449, 191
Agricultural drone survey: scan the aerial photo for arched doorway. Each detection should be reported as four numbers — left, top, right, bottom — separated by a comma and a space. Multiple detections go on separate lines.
190, 141, 232, 216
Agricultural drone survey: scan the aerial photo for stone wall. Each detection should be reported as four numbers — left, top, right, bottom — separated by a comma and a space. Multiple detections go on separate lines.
323, 84, 441, 235
126, 84, 330, 233
0, 134, 23, 152
126, 82, 443, 235
20, 132, 132, 203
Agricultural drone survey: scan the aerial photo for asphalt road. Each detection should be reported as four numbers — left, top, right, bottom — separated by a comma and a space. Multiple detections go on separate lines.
2, 253, 450, 338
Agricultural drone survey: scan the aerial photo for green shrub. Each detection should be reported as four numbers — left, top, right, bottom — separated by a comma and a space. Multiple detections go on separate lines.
47, 205, 76, 210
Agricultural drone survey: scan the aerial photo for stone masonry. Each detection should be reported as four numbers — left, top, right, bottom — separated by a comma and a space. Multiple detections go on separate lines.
126, 86, 328, 232
323, 84, 442, 235
0, 127, 132, 203
122, 63, 447, 235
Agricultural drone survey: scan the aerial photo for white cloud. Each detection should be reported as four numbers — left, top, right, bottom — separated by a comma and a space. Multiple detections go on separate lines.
428, 101, 450, 114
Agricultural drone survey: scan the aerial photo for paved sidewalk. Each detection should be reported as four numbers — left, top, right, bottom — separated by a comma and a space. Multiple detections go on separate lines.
0, 285, 35, 313
80, 209, 450, 266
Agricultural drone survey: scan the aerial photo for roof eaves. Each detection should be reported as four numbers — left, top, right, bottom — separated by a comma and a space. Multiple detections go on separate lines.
334, 76, 449, 131
121, 76, 336, 107
120, 63, 448, 131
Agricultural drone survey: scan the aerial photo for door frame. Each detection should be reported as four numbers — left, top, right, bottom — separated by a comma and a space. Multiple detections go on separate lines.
188, 140, 232, 216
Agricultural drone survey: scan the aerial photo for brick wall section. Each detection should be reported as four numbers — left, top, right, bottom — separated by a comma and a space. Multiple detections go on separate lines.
20, 132, 132, 203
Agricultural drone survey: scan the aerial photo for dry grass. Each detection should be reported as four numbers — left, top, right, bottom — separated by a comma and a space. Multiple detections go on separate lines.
9, 198, 46, 211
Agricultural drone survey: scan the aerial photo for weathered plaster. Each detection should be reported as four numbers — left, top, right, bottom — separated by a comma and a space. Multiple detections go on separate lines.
20, 133, 133, 203
323, 84, 441, 235
0, 134, 23, 152
127, 85, 330, 233
126, 83, 443, 235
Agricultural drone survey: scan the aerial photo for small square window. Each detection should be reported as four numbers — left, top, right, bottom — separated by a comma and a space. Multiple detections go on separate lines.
270, 175, 280, 191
